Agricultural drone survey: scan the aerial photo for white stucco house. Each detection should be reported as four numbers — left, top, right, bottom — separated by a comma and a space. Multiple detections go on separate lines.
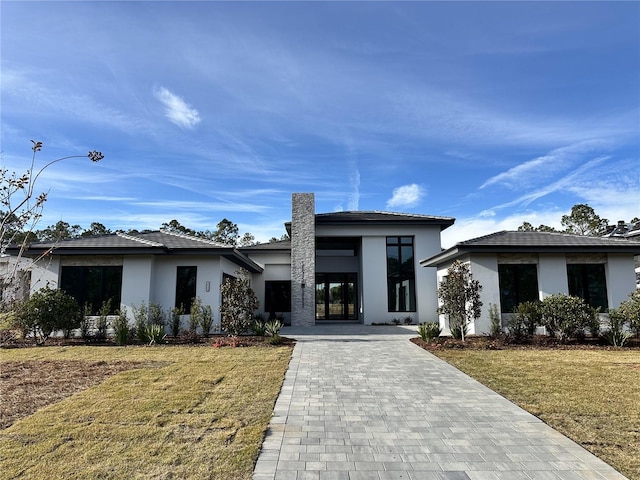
420, 230, 640, 335
15, 193, 454, 329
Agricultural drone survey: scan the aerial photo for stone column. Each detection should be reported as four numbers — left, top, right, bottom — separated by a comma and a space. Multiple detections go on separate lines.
291, 193, 316, 326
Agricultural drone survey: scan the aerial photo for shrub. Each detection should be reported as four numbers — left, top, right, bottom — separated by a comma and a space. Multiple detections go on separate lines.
140, 322, 166, 345
252, 314, 267, 336
539, 294, 597, 343
131, 301, 148, 343
189, 297, 201, 335
169, 306, 182, 337
417, 322, 441, 342
113, 307, 130, 346
79, 303, 92, 340
148, 302, 165, 326
601, 308, 631, 347
95, 299, 111, 342
507, 301, 541, 343
220, 269, 258, 336
617, 290, 640, 337
488, 303, 502, 338
264, 319, 283, 345
16, 287, 81, 346
199, 304, 214, 337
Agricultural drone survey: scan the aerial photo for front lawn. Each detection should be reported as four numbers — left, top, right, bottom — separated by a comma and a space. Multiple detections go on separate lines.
429, 348, 640, 480
0, 345, 292, 480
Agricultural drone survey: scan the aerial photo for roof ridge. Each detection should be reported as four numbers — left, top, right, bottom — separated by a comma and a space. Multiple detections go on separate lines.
116, 231, 165, 247
159, 229, 229, 247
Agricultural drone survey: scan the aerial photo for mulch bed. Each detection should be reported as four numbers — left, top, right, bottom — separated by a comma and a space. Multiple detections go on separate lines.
411, 335, 640, 351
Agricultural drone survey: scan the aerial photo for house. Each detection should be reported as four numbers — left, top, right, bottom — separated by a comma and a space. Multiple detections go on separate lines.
419, 230, 640, 335
16, 193, 454, 329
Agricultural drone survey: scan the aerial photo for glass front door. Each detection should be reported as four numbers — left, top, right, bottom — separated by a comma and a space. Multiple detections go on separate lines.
315, 273, 357, 320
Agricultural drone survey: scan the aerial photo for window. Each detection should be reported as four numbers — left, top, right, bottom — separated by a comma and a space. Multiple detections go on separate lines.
60, 266, 122, 315
175, 266, 197, 311
567, 264, 608, 310
265, 280, 291, 313
386, 236, 415, 312
498, 264, 539, 313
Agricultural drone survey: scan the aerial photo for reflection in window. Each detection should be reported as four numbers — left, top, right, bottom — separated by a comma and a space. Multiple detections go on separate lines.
60, 266, 123, 315
386, 236, 415, 312
498, 264, 539, 313
567, 264, 608, 310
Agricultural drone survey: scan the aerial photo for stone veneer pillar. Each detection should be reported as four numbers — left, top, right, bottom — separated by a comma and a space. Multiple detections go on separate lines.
291, 193, 316, 326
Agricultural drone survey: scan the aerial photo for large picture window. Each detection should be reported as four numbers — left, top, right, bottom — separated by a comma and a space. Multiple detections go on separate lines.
498, 264, 539, 313
386, 236, 415, 312
175, 266, 197, 311
265, 280, 291, 313
567, 264, 608, 310
60, 266, 122, 315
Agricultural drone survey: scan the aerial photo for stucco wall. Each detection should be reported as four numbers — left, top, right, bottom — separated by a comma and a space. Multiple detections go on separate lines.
604, 253, 636, 308
319, 224, 444, 325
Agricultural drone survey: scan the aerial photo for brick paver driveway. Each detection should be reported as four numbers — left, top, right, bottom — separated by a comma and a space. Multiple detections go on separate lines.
253, 325, 627, 480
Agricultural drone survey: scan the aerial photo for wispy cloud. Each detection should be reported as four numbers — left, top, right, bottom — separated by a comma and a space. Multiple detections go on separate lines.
480, 139, 609, 190
386, 184, 425, 209
480, 155, 610, 216
153, 86, 201, 129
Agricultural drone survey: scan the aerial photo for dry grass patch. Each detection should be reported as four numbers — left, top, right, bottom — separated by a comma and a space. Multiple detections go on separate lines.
430, 348, 640, 480
0, 345, 292, 479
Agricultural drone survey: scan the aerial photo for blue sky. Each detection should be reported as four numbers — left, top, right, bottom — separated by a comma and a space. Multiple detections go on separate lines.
2, 1, 638, 247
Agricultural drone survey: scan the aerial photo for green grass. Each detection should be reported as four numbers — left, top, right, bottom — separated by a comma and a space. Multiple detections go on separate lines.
431, 348, 640, 480
0, 345, 292, 480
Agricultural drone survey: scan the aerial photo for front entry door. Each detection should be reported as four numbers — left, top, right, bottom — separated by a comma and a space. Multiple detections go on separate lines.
315, 273, 357, 320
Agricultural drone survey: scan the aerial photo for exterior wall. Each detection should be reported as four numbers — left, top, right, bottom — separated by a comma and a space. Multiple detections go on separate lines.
604, 253, 636, 308
360, 236, 388, 324
290, 193, 315, 326
28, 256, 60, 292
121, 256, 154, 318
436, 251, 638, 337
468, 254, 500, 335
246, 251, 291, 322
318, 224, 444, 325
538, 254, 568, 298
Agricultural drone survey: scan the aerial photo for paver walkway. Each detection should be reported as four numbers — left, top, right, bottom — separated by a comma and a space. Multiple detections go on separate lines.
253, 325, 628, 480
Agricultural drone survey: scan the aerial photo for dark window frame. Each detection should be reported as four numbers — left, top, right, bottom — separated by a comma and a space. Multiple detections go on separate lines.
498, 264, 539, 313
567, 263, 608, 310
60, 265, 123, 315
175, 266, 197, 311
386, 236, 416, 312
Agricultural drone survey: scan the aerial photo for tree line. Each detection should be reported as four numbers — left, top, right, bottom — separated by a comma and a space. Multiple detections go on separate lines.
517, 204, 638, 236
4, 216, 289, 248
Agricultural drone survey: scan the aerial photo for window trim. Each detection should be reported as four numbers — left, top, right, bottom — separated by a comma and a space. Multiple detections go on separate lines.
386, 236, 416, 313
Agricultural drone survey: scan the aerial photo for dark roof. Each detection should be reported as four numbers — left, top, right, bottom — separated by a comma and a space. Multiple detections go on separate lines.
239, 239, 291, 252
420, 230, 640, 267
11, 231, 263, 273
285, 211, 455, 234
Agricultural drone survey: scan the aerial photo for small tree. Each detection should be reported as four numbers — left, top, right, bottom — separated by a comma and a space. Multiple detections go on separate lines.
1, 141, 103, 307
437, 260, 482, 341
220, 269, 258, 336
